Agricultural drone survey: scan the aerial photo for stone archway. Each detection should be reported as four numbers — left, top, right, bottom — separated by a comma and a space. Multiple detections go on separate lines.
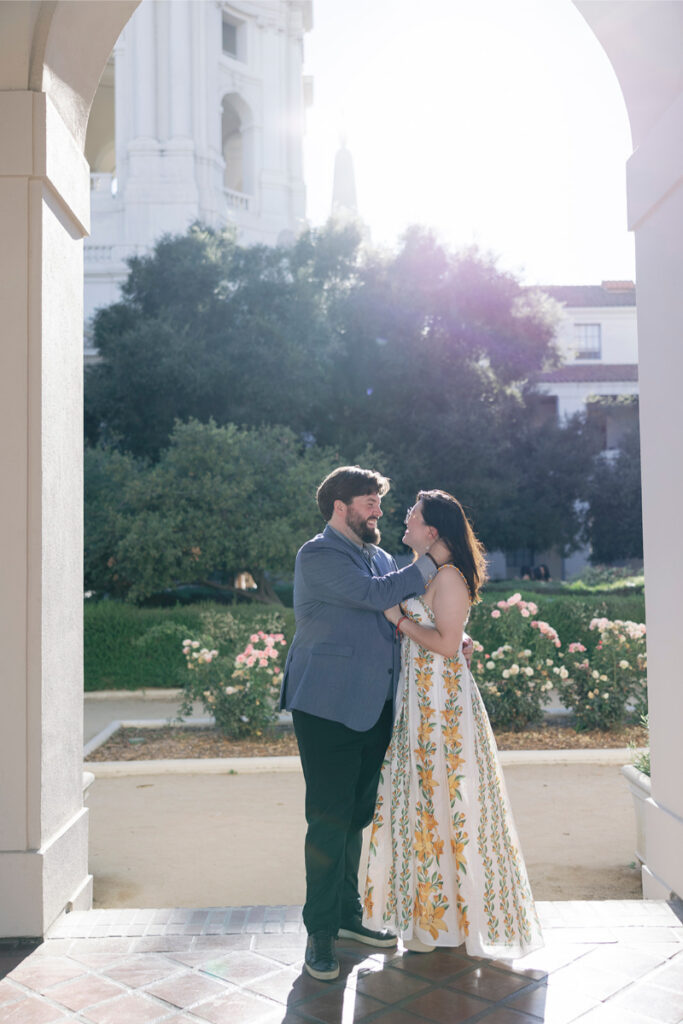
0, 0, 139, 938
0, 0, 681, 940
576, 0, 683, 902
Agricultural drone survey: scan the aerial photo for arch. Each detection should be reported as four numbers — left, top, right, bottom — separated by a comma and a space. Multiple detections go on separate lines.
1, 0, 682, 941
0, 0, 139, 939
85, 57, 115, 174
576, 0, 683, 901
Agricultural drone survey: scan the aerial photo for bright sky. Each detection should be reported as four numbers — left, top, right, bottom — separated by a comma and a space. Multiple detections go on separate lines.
302, 0, 636, 287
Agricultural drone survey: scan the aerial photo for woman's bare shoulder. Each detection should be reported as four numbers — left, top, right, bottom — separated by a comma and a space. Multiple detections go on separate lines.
433, 564, 471, 600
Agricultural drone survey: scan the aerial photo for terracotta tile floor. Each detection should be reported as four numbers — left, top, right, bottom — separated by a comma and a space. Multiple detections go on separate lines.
0, 901, 682, 1023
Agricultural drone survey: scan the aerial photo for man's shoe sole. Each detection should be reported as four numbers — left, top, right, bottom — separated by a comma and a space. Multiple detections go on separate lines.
304, 960, 340, 981
337, 927, 398, 948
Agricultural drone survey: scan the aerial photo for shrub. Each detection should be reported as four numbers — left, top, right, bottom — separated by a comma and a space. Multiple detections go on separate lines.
84, 599, 295, 691
557, 618, 647, 731
629, 715, 650, 776
177, 609, 288, 737
469, 591, 647, 732
471, 594, 560, 730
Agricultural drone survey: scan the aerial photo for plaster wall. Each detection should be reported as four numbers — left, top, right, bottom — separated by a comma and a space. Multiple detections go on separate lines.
553, 306, 638, 364
0, 0, 138, 938
578, 0, 683, 900
629, 135, 683, 900
544, 379, 638, 421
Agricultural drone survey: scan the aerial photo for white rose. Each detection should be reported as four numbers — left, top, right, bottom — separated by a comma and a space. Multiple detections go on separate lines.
486, 661, 495, 670
502, 669, 510, 679
510, 664, 520, 676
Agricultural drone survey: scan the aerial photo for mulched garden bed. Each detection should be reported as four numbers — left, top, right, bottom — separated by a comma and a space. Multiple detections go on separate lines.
85, 721, 648, 761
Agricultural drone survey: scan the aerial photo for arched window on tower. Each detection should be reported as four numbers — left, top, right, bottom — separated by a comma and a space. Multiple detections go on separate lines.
221, 94, 254, 210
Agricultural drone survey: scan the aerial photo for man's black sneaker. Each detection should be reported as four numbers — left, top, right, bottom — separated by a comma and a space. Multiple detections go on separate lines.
337, 918, 398, 948
304, 931, 340, 981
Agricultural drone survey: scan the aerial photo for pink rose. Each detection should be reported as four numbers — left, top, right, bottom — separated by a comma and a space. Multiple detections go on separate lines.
491, 609, 501, 619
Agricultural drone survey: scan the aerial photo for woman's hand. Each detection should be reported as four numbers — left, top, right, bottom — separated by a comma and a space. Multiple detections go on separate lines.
383, 604, 402, 625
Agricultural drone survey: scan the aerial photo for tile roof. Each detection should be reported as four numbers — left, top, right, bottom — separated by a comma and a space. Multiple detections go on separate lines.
537, 283, 636, 307
537, 363, 639, 383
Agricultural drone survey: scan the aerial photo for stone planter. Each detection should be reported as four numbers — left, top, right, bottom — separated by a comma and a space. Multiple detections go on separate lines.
621, 763, 651, 865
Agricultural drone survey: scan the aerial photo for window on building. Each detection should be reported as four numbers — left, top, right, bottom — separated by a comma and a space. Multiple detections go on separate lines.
574, 323, 602, 360
222, 18, 239, 58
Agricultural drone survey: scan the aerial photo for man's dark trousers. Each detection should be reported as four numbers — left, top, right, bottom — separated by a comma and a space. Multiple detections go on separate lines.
292, 700, 393, 935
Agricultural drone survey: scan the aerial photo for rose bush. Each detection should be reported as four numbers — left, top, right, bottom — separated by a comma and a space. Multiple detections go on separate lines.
557, 618, 647, 731
178, 609, 288, 737
472, 594, 561, 730
470, 594, 647, 732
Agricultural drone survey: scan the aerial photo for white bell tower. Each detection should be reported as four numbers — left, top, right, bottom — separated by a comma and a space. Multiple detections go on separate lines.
84, 0, 312, 332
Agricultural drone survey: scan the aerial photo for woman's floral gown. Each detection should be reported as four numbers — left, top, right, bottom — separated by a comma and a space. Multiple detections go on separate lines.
363, 595, 543, 959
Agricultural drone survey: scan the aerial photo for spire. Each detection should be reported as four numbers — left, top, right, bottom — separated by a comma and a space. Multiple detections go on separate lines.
331, 136, 358, 218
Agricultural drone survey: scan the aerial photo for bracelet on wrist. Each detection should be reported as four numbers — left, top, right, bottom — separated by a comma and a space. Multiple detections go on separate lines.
395, 615, 408, 637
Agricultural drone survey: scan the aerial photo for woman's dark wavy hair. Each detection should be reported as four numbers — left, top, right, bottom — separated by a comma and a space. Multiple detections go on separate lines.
417, 489, 487, 603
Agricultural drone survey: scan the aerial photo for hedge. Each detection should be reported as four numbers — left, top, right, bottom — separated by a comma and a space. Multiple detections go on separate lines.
470, 588, 646, 654
84, 601, 296, 691
84, 588, 644, 692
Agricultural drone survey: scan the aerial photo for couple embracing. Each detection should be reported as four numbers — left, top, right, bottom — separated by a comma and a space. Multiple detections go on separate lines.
280, 466, 543, 981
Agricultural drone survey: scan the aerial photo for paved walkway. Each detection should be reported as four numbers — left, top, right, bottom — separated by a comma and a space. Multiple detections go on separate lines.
83, 692, 644, 908
1, 902, 682, 1023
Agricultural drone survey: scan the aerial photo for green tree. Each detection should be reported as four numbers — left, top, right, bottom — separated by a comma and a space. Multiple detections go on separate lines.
85, 420, 350, 602
311, 228, 569, 552
85, 222, 362, 459
584, 423, 643, 563
85, 222, 598, 559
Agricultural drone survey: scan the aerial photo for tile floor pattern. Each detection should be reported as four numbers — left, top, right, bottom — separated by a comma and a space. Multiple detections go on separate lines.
0, 902, 682, 1024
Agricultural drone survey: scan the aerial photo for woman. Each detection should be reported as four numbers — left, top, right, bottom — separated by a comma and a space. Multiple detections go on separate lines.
363, 490, 543, 959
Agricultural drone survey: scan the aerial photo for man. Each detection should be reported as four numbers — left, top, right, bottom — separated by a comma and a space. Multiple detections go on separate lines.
280, 466, 451, 981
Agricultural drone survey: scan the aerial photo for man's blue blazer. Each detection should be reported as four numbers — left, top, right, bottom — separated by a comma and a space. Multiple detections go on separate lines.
280, 525, 426, 731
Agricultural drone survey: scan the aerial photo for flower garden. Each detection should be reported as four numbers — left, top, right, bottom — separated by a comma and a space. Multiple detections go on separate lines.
84, 586, 647, 739
469, 594, 647, 732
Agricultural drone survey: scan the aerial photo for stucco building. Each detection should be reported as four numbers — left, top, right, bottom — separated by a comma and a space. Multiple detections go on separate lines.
538, 280, 638, 450
84, 0, 312, 341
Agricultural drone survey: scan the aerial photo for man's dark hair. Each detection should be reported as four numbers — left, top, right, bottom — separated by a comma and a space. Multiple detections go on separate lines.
316, 466, 390, 521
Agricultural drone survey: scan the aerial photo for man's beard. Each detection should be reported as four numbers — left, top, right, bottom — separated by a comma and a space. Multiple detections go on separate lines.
346, 508, 381, 545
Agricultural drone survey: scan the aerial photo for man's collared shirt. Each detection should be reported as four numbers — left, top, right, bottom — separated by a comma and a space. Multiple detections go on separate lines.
326, 524, 436, 584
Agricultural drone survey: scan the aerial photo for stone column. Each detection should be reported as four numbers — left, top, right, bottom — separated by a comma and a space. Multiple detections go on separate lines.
258, 17, 288, 225
627, 92, 683, 900
0, 90, 92, 936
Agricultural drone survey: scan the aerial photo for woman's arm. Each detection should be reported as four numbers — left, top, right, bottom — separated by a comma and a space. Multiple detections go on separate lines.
386, 568, 470, 658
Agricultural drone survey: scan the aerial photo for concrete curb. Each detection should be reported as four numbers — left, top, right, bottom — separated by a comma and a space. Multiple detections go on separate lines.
86, 755, 303, 777
85, 746, 643, 777
85, 689, 186, 700
83, 717, 216, 758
